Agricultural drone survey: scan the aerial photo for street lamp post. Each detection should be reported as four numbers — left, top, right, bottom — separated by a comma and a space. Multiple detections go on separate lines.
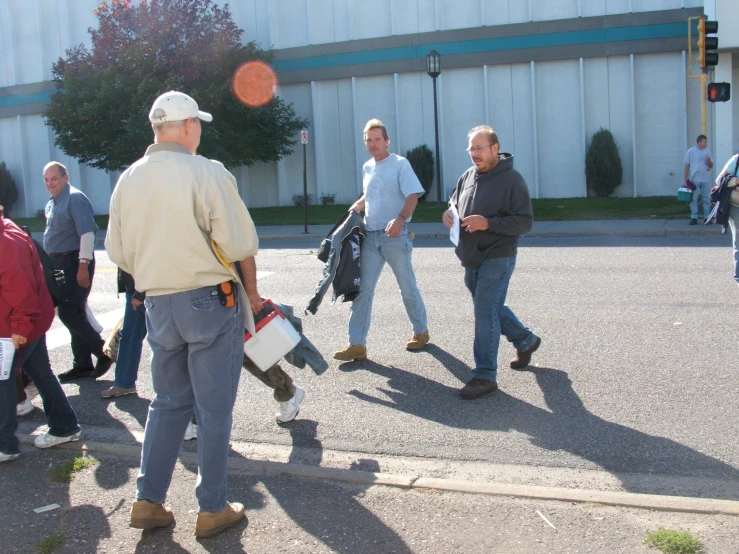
426, 50, 442, 205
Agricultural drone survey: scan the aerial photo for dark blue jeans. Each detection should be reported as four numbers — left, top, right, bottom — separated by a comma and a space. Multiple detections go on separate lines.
51, 252, 105, 368
0, 336, 80, 455
464, 256, 538, 382
113, 291, 147, 389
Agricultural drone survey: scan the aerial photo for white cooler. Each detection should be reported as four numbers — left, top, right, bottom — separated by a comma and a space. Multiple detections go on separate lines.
243, 300, 300, 371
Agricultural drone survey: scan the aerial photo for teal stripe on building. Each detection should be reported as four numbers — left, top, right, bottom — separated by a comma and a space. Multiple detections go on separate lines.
0, 90, 54, 108
272, 22, 689, 73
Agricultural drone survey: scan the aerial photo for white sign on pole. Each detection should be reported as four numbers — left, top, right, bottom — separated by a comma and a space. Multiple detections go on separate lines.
300, 129, 308, 144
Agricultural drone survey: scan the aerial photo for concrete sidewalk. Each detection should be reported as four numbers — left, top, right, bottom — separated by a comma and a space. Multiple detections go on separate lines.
5, 434, 739, 554
30, 218, 728, 246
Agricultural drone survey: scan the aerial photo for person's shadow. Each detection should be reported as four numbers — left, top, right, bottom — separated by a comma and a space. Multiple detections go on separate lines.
233, 419, 413, 554
341, 346, 739, 500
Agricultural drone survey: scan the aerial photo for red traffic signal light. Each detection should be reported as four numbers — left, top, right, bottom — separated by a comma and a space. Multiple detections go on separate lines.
707, 82, 730, 103
697, 18, 719, 68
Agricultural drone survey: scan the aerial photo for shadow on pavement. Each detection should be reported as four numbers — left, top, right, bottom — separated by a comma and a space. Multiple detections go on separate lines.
341, 358, 739, 500
230, 419, 413, 554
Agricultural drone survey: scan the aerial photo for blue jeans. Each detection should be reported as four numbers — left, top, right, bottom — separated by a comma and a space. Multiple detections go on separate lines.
113, 291, 147, 389
729, 204, 739, 283
690, 182, 711, 219
464, 256, 538, 382
137, 286, 243, 512
0, 336, 80, 455
349, 227, 428, 346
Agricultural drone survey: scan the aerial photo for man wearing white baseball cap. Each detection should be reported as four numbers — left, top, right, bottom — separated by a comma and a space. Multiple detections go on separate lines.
106, 90, 258, 538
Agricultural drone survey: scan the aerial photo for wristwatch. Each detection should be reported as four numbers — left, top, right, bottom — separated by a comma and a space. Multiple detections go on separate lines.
79, 258, 91, 265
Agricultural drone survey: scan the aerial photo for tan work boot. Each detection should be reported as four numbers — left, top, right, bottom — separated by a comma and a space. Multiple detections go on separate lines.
195, 502, 246, 538
333, 345, 367, 361
406, 331, 430, 351
129, 500, 175, 530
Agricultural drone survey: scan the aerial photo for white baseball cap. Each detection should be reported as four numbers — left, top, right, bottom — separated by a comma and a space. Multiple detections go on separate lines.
148, 91, 213, 123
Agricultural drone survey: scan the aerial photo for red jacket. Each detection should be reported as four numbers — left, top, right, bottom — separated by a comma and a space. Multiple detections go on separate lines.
0, 218, 54, 344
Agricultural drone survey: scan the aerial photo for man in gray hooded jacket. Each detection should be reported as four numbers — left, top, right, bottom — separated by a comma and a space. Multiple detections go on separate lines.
443, 125, 541, 400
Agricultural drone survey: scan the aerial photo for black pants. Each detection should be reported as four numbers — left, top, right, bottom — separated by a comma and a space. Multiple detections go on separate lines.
50, 251, 105, 369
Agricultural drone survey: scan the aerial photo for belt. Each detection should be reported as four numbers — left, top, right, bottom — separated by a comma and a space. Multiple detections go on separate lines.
49, 249, 80, 257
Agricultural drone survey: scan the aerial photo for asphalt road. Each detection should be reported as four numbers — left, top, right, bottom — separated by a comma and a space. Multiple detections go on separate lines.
27, 234, 739, 500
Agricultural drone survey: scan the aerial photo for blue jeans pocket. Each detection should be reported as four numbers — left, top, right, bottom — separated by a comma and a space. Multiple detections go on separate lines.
191, 291, 222, 311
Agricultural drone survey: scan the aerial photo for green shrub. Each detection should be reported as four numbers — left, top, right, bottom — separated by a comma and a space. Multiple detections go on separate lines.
320, 193, 336, 206
292, 194, 313, 207
0, 162, 19, 216
406, 145, 435, 201
585, 128, 623, 197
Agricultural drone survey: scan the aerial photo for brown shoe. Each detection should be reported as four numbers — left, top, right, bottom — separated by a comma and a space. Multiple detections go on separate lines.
129, 500, 175, 530
510, 337, 541, 370
458, 378, 498, 400
405, 331, 430, 351
333, 345, 367, 361
195, 502, 246, 538
101, 386, 136, 399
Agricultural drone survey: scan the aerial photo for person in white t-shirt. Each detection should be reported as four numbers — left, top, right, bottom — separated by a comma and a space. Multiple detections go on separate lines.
333, 119, 430, 361
683, 134, 714, 224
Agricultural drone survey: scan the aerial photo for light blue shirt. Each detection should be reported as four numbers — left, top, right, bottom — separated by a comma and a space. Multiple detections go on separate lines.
362, 154, 424, 232
683, 146, 713, 184
43, 184, 98, 254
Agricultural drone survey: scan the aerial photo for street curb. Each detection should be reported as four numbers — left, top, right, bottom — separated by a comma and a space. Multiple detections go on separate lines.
238, 229, 728, 242
20, 435, 739, 517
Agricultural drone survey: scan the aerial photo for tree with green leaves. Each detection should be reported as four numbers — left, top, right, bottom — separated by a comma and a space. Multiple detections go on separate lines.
45, 0, 307, 172
0, 162, 19, 216
585, 128, 623, 197
406, 145, 435, 201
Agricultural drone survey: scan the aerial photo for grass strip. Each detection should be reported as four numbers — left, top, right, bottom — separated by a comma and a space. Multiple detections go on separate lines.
10, 196, 690, 231
49, 455, 99, 484
644, 527, 703, 554
36, 534, 66, 554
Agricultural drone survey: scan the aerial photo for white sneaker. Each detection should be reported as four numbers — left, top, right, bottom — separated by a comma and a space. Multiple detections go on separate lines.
276, 386, 305, 423
34, 430, 81, 449
0, 451, 20, 463
184, 422, 198, 441
17, 399, 35, 416
25, 384, 39, 401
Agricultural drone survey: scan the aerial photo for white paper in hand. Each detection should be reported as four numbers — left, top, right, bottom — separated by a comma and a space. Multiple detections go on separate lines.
449, 205, 461, 247
0, 338, 16, 381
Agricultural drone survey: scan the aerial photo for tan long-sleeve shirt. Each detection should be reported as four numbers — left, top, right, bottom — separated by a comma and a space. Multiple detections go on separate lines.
105, 142, 258, 297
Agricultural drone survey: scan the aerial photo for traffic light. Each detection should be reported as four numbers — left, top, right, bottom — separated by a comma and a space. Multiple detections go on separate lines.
697, 18, 718, 68
707, 82, 730, 103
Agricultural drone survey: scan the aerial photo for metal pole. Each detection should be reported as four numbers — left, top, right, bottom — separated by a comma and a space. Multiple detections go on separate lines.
700, 72, 707, 136
303, 142, 308, 234
432, 76, 442, 205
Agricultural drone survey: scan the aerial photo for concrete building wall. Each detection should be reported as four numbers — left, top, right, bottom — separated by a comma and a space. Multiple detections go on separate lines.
0, 0, 737, 217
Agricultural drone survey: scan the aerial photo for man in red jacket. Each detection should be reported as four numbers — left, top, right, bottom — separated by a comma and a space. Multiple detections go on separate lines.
0, 205, 81, 462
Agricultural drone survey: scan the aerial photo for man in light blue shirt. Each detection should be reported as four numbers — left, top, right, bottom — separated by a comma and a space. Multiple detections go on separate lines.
683, 134, 714, 224
43, 162, 112, 381
333, 119, 429, 361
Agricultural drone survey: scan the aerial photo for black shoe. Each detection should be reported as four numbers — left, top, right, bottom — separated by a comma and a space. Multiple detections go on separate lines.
458, 378, 498, 400
689, 219, 697, 225
91, 355, 114, 378
58, 366, 95, 382
510, 337, 542, 370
